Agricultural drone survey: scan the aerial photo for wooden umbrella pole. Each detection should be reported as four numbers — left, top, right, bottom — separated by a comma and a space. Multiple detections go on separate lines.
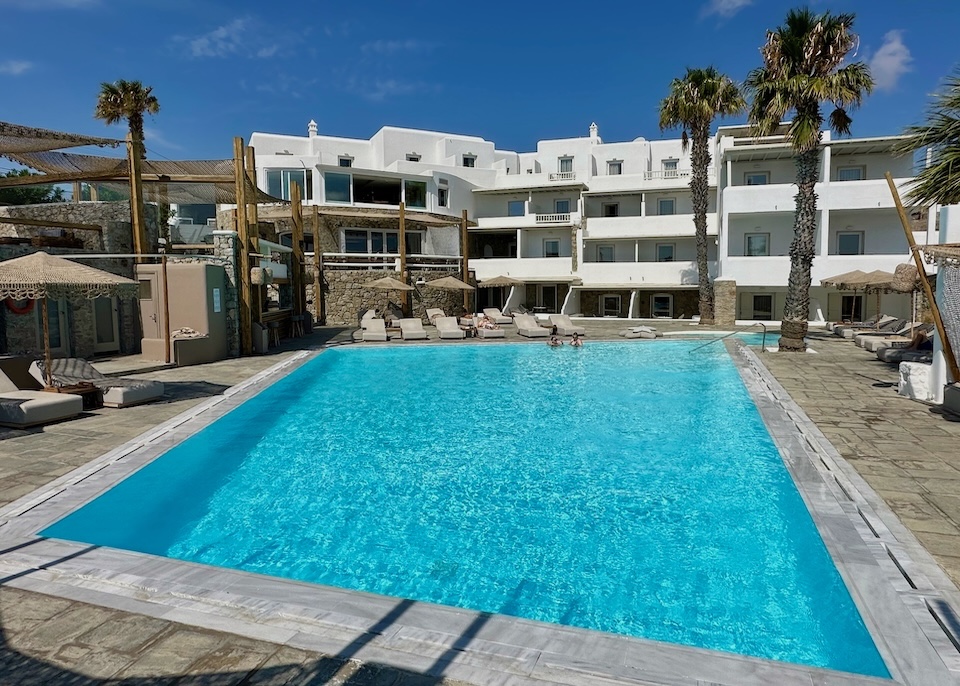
41, 297, 52, 387
886, 172, 960, 381
161, 254, 171, 364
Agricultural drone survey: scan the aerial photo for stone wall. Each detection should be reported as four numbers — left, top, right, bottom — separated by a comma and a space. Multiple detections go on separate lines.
322, 268, 465, 326
714, 279, 737, 327
579, 290, 632, 318
0, 201, 159, 254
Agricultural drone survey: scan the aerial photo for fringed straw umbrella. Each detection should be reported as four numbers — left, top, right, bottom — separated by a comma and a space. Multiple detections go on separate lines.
0, 252, 137, 386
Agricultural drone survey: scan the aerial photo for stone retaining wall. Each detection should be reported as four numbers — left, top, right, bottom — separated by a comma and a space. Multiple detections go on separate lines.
0, 201, 159, 253
322, 268, 465, 326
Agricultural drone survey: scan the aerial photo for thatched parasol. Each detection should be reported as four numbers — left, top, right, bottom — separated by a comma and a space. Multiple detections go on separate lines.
479, 275, 524, 288
367, 275, 414, 291
0, 252, 137, 386
425, 276, 475, 291
820, 269, 868, 289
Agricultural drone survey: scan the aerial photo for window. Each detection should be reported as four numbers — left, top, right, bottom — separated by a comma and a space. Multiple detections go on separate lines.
558, 157, 573, 173
405, 232, 423, 255
656, 243, 675, 262
437, 187, 448, 208
837, 231, 864, 255
343, 229, 419, 254
507, 200, 525, 217
324, 172, 351, 203
651, 294, 673, 318
597, 245, 615, 262
602, 294, 621, 317
266, 169, 314, 201
539, 285, 558, 312
544, 239, 561, 258
462, 155, 476, 168
344, 229, 367, 253
841, 294, 863, 322
338, 157, 353, 168
138, 280, 152, 299
607, 161, 622, 175
403, 180, 427, 209
555, 199, 571, 214
837, 166, 865, 182
753, 294, 774, 321
745, 171, 770, 185
602, 203, 619, 218
745, 233, 770, 256
662, 159, 678, 178
406, 154, 421, 162
657, 198, 675, 215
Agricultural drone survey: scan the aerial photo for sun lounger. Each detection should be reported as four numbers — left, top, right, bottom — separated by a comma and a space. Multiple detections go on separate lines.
362, 318, 388, 342
483, 308, 512, 325
30, 358, 164, 408
839, 317, 903, 339
425, 308, 445, 324
830, 314, 893, 335
878, 348, 934, 364
473, 317, 505, 339
619, 326, 662, 339
0, 358, 82, 427
436, 316, 464, 340
514, 314, 549, 338
360, 309, 378, 328
852, 321, 914, 346
549, 314, 585, 336
862, 324, 934, 352
399, 318, 428, 340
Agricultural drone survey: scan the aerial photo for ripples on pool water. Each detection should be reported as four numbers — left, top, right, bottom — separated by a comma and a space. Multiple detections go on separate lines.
43, 341, 888, 677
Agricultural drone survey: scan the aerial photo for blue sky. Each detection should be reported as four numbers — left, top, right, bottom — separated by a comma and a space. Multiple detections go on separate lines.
0, 0, 957, 162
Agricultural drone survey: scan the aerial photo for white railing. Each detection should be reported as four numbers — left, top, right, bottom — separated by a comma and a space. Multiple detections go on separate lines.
643, 169, 716, 181
320, 252, 461, 270
536, 213, 572, 224
548, 171, 576, 181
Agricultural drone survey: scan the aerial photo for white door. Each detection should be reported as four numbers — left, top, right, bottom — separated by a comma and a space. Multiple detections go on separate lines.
37, 298, 70, 356
93, 296, 120, 354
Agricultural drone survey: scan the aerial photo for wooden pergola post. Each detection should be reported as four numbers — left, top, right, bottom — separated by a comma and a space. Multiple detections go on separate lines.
290, 182, 305, 318
398, 202, 408, 315
312, 205, 322, 324
233, 136, 253, 355
126, 133, 148, 262
461, 209, 469, 313
245, 146, 262, 327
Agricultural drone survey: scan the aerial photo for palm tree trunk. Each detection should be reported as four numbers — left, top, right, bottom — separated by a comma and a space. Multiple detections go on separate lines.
690, 123, 714, 324
779, 144, 821, 351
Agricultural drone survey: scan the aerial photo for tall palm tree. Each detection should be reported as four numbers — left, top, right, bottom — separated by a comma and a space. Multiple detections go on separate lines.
659, 67, 745, 324
896, 69, 960, 207
746, 9, 873, 351
94, 80, 160, 152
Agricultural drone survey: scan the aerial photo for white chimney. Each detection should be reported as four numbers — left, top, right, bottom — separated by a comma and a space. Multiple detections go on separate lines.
589, 122, 600, 144
308, 120, 318, 138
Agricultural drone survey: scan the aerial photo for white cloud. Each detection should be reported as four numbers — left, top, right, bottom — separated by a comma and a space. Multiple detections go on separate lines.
143, 127, 182, 151
0, 60, 32, 76
869, 30, 913, 92
175, 17, 295, 60
361, 39, 430, 55
701, 0, 752, 18
185, 17, 250, 58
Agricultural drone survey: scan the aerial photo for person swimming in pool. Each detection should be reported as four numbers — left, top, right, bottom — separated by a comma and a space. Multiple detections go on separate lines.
570, 332, 583, 347
547, 335, 563, 347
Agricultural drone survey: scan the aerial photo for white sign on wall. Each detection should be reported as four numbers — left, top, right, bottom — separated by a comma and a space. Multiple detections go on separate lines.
213, 288, 222, 313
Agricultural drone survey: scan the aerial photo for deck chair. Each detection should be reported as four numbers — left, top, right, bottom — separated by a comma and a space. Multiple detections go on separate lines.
399, 318, 428, 340
549, 314, 586, 336
514, 314, 548, 338
0, 357, 83, 427
482, 308, 512, 325
862, 324, 934, 352
425, 308, 445, 325
837, 316, 901, 338
474, 317, 505, 339
362, 318, 389, 342
436, 317, 465, 340
619, 326, 662, 339
30, 358, 164, 408
851, 321, 914, 346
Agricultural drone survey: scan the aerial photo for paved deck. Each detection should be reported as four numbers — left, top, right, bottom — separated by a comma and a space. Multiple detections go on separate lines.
1, 321, 958, 684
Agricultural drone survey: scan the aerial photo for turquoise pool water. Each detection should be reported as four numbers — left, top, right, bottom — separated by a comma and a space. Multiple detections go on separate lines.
43, 341, 888, 677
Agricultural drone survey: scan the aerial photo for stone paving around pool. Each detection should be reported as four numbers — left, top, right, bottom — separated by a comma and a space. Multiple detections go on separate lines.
0, 320, 958, 684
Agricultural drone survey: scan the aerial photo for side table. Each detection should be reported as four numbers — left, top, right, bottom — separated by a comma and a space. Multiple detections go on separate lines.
43, 383, 103, 410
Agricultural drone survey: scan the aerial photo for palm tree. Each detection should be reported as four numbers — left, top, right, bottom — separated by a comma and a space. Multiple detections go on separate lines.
746, 9, 873, 351
94, 80, 160, 153
896, 69, 960, 207
659, 67, 745, 324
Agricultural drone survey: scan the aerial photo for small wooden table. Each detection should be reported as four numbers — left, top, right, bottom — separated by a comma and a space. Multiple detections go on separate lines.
43, 383, 103, 410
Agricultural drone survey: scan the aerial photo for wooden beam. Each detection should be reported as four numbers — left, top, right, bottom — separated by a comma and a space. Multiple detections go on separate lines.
89, 184, 99, 202
461, 209, 469, 312
0, 216, 102, 232
398, 202, 409, 316
72, 181, 81, 204
234, 136, 253, 356
244, 146, 262, 330
290, 182, 305, 318
312, 205, 322, 324
886, 172, 960, 381
161, 254, 171, 365
0, 169, 120, 189
127, 133, 148, 262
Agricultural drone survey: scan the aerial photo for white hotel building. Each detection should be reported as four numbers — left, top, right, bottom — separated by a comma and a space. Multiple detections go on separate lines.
247, 121, 933, 324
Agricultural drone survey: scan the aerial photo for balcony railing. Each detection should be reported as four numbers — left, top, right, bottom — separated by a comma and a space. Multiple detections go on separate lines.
535, 213, 572, 224
319, 252, 461, 270
548, 171, 576, 181
643, 169, 716, 181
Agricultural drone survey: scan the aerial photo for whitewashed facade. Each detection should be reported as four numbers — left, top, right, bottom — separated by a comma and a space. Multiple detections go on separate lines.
248, 121, 931, 322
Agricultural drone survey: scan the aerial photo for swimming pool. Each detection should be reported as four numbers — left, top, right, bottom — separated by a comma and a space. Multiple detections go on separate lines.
42, 341, 888, 677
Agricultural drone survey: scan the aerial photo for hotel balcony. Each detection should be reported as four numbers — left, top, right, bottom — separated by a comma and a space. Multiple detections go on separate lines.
584, 214, 717, 239
470, 256, 574, 282
721, 254, 914, 287
722, 183, 799, 214
548, 171, 576, 181
723, 177, 915, 215
475, 211, 582, 230
578, 260, 716, 286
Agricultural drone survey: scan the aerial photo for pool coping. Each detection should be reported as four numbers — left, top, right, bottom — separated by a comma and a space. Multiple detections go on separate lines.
0, 341, 956, 685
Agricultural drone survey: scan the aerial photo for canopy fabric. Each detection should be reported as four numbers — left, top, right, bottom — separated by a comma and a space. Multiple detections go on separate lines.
367, 275, 413, 291
479, 275, 524, 287
820, 269, 868, 289
0, 252, 137, 300
425, 275, 474, 291
0, 121, 121, 154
